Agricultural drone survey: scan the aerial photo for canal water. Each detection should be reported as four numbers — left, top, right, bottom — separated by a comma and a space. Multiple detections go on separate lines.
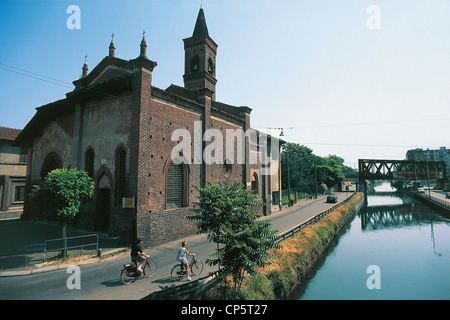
291, 182, 449, 300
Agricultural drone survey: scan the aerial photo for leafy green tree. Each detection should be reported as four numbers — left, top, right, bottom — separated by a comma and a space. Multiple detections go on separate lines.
318, 155, 345, 188
189, 182, 280, 299
282, 143, 351, 194
29, 168, 94, 257
281, 143, 315, 192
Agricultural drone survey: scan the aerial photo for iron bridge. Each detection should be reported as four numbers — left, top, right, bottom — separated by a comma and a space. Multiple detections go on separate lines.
358, 159, 446, 181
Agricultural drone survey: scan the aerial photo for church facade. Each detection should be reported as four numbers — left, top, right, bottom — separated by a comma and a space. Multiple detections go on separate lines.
15, 8, 284, 246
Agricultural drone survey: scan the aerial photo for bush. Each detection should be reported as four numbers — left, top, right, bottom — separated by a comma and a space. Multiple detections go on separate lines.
269, 270, 290, 299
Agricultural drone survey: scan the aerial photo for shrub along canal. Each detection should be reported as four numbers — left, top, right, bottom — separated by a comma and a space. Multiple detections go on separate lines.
291, 182, 449, 300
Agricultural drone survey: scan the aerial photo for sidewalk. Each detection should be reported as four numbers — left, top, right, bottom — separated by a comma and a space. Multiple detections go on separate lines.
0, 211, 128, 276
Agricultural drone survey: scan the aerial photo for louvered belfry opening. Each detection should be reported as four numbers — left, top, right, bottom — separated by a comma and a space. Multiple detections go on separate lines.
167, 161, 184, 208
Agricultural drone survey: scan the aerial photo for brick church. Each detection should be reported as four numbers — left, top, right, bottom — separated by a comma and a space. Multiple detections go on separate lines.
14, 7, 284, 246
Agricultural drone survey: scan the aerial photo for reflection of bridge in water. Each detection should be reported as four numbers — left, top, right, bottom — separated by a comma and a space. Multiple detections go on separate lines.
360, 191, 438, 231
359, 203, 423, 231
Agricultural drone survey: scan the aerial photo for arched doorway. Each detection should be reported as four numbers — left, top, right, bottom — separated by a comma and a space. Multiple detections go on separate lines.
40, 152, 62, 179
95, 173, 111, 231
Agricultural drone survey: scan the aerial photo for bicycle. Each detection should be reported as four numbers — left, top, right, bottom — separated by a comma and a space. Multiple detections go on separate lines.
171, 255, 204, 281
121, 257, 157, 285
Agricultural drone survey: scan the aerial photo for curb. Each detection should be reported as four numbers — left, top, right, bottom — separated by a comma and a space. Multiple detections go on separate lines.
0, 247, 129, 277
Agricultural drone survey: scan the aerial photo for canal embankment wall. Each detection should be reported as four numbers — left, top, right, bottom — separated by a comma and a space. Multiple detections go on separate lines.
239, 191, 365, 300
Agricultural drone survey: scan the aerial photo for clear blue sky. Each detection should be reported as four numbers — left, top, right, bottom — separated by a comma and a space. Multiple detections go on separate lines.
1, 0, 449, 168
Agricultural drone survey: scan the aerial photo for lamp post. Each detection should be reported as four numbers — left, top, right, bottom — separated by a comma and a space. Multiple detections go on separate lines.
314, 155, 318, 199
287, 150, 291, 206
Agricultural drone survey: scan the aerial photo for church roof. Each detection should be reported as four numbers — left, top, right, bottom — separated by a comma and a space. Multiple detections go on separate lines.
192, 7, 209, 37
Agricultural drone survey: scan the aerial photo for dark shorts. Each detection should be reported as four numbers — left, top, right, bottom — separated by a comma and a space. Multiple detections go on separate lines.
131, 255, 144, 263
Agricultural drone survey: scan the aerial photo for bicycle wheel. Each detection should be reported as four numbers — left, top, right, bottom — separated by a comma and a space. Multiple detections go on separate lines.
121, 268, 135, 285
171, 264, 184, 281
143, 260, 157, 278
190, 260, 204, 276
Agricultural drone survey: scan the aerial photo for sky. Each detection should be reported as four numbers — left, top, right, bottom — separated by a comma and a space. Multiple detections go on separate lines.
0, 0, 449, 168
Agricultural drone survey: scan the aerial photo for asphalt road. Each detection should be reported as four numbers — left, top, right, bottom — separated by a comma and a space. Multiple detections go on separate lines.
430, 190, 450, 201
0, 192, 353, 300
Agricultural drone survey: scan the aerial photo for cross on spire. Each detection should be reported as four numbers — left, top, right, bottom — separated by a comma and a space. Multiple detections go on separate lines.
109, 33, 116, 57
82, 54, 88, 77
140, 30, 147, 57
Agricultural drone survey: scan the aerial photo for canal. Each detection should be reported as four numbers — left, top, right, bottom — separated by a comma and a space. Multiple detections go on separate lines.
291, 182, 449, 300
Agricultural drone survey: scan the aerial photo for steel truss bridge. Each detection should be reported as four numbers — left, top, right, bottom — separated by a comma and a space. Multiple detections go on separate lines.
358, 159, 446, 181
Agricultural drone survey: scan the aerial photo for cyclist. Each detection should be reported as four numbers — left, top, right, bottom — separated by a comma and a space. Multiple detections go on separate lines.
177, 241, 195, 280
131, 238, 149, 272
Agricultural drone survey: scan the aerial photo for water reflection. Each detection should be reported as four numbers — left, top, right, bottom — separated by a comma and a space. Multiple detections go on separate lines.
360, 195, 442, 231
292, 182, 450, 300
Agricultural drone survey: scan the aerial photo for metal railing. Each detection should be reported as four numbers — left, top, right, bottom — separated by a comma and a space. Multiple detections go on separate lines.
24, 234, 99, 266
413, 191, 450, 211
275, 192, 358, 243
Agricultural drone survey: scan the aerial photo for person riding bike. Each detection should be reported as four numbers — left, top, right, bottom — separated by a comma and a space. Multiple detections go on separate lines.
177, 241, 195, 280
131, 238, 149, 272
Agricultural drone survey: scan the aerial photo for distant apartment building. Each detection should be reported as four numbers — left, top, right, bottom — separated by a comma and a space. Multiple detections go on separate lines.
406, 147, 450, 178
0, 127, 27, 212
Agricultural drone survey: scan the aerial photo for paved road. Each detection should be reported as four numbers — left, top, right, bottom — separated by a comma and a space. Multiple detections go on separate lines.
430, 190, 450, 202
0, 192, 353, 300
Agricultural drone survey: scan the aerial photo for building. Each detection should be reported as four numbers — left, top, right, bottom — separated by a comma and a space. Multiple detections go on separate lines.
0, 127, 27, 213
406, 147, 450, 178
14, 7, 284, 246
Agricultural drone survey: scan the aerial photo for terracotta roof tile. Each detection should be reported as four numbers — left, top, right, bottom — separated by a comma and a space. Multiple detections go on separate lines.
0, 126, 21, 141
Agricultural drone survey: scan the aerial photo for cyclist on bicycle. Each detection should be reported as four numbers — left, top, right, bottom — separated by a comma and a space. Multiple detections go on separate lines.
177, 241, 195, 280
131, 238, 149, 272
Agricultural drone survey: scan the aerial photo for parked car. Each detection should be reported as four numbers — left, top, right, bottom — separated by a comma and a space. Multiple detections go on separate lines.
417, 187, 425, 193
327, 194, 338, 203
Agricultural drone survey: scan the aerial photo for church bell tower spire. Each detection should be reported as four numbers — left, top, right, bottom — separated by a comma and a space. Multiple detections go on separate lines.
183, 6, 218, 100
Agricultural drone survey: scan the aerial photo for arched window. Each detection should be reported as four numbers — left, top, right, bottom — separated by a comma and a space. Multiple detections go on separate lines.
40, 152, 62, 179
190, 55, 200, 72
85, 147, 95, 178
115, 146, 127, 203
208, 57, 215, 75
251, 172, 259, 194
166, 156, 188, 209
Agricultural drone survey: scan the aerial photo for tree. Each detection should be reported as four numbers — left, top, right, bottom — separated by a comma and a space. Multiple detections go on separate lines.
281, 143, 350, 193
281, 143, 315, 192
29, 168, 94, 257
318, 155, 345, 188
189, 182, 280, 299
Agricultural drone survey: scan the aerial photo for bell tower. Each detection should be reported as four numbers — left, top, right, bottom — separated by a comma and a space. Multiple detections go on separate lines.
183, 6, 218, 100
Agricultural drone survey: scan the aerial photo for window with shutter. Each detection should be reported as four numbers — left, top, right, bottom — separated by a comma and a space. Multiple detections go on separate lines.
167, 161, 184, 208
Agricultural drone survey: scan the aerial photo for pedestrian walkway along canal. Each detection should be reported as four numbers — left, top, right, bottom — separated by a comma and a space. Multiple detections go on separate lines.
290, 182, 449, 300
